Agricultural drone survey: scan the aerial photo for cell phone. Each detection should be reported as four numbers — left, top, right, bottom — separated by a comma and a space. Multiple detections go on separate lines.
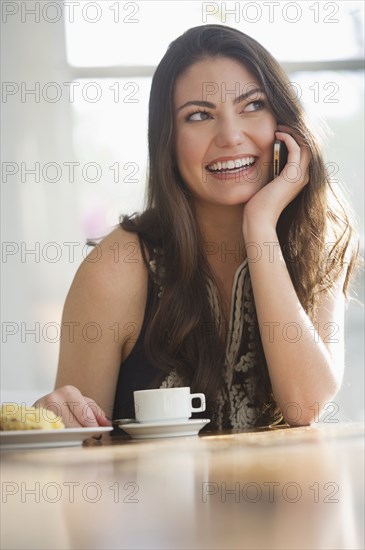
273, 139, 288, 177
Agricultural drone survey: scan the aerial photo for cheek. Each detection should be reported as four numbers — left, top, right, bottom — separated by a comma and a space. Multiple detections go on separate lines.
260, 118, 277, 150
176, 131, 203, 170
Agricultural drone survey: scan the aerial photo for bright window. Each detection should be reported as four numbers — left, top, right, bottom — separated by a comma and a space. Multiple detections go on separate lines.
65, 1, 364, 66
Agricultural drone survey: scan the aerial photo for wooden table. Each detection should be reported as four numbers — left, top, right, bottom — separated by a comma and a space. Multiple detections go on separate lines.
1, 423, 364, 550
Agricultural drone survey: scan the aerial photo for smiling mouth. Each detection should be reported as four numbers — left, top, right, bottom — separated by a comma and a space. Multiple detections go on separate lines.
206, 156, 256, 174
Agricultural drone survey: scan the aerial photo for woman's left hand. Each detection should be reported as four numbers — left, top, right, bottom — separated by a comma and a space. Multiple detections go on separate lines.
242, 125, 310, 232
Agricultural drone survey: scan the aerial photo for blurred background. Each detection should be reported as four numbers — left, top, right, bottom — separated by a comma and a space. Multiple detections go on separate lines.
1, 1, 364, 421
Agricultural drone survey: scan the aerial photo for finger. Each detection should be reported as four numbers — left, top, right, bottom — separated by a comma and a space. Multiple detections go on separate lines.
300, 146, 311, 169
60, 402, 99, 429
95, 410, 112, 427
276, 124, 305, 143
60, 395, 99, 427
276, 126, 310, 160
56, 387, 100, 427
63, 408, 84, 428
83, 397, 111, 427
275, 130, 301, 154
71, 397, 101, 427
275, 131, 309, 186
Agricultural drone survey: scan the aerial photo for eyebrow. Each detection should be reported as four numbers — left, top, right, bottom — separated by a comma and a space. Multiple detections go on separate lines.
176, 87, 263, 113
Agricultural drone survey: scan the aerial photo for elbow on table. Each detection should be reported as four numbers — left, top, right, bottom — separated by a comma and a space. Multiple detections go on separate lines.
278, 400, 313, 427
280, 395, 340, 427
284, 414, 313, 428
279, 374, 342, 427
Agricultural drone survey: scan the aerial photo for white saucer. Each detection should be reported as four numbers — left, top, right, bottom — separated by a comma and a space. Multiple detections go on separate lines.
117, 418, 211, 439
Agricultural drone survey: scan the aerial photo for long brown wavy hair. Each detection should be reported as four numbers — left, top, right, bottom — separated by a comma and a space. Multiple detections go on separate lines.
119, 25, 360, 426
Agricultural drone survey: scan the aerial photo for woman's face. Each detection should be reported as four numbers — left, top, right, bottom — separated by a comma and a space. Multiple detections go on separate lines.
173, 56, 277, 207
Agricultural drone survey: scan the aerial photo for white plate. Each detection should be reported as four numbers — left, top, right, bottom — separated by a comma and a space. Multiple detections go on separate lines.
0, 426, 113, 450
117, 418, 211, 439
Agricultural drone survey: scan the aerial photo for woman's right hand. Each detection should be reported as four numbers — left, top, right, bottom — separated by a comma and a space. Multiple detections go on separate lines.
33, 385, 112, 428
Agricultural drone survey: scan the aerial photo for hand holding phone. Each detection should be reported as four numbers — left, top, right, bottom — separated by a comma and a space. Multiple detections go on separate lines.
273, 139, 288, 177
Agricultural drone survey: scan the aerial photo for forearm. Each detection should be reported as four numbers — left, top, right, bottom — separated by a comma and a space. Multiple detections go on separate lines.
243, 220, 341, 425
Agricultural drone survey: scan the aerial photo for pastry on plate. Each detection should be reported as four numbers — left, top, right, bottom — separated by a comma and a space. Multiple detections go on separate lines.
0, 403, 65, 430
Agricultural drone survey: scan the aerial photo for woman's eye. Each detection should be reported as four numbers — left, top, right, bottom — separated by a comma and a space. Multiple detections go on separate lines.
244, 100, 265, 112
187, 110, 211, 122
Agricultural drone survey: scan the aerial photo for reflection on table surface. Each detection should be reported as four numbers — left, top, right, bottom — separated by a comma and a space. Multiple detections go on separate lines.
1, 422, 364, 550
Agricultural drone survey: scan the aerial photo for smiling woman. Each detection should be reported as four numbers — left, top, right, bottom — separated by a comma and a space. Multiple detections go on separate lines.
173, 58, 277, 206
34, 25, 360, 431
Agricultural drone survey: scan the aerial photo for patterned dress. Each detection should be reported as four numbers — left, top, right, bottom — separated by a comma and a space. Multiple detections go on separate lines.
148, 248, 268, 430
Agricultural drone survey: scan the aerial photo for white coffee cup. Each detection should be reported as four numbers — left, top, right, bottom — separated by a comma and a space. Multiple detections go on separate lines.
133, 387, 206, 423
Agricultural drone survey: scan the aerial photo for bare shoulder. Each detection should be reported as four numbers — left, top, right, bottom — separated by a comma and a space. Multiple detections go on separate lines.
73, 225, 149, 296
55, 225, 150, 413
62, 224, 149, 359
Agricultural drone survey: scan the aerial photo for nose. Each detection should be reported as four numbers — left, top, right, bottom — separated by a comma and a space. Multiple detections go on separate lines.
214, 115, 246, 148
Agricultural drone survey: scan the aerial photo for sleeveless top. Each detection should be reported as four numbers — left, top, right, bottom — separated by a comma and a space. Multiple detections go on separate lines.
113, 247, 272, 430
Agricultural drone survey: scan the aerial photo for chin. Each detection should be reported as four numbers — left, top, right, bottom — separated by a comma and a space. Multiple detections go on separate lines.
212, 184, 265, 205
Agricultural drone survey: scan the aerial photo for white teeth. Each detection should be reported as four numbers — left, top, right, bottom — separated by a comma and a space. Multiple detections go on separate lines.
207, 156, 255, 171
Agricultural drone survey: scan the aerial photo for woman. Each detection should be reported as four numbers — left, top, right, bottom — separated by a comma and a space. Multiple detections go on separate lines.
34, 24, 359, 430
